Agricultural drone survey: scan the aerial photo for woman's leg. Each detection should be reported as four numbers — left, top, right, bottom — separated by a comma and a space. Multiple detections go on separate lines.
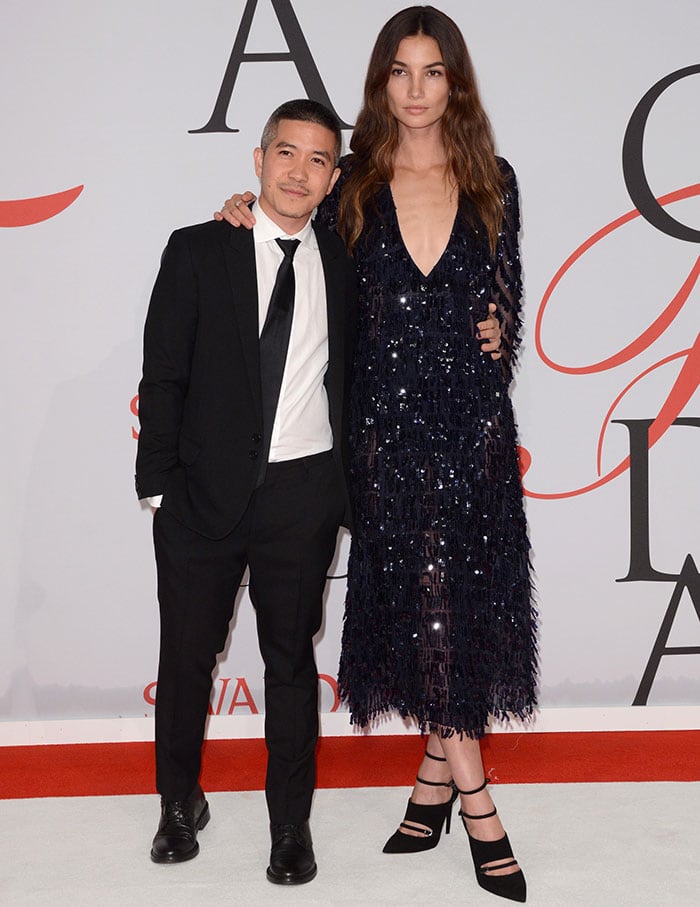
440, 733, 521, 876
388, 731, 453, 837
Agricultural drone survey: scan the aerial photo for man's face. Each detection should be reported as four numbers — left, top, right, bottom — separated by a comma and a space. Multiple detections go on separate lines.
253, 119, 340, 232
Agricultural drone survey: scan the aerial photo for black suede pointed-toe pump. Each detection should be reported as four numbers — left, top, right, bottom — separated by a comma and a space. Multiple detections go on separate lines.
459, 779, 526, 903
383, 750, 458, 854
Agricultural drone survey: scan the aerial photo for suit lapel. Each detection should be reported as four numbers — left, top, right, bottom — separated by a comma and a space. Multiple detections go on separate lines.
315, 222, 344, 358
314, 222, 346, 438
220, 221, 262, 413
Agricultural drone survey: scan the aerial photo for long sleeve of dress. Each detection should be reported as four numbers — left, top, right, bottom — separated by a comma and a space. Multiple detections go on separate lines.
490, 158, 524, 386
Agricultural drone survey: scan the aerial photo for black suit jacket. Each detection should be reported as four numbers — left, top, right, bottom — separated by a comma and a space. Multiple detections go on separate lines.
135, 218, 358, 539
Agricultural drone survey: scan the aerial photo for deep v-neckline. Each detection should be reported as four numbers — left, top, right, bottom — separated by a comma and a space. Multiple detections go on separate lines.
388, 186, 458, 280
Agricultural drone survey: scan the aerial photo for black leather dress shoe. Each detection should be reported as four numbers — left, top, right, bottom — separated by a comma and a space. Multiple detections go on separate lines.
266, 820, 317, 885
150, 784, 210, 864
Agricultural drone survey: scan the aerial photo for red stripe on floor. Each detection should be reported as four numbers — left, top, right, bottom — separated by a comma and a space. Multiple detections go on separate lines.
2, 731, 698, 799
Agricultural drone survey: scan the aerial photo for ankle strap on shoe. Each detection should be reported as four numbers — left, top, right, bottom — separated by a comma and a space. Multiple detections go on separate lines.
459, 805, 497, 820
456, 778, 488, 796
424, 749, 447, 762
416, 774, 454, 788
457, 779, 496, 821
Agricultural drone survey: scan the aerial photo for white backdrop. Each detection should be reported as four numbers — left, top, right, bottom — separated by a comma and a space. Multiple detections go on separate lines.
2, 0, 698, 743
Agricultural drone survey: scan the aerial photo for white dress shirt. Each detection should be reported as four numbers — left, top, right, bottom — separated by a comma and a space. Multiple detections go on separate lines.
253, 203, 332, 463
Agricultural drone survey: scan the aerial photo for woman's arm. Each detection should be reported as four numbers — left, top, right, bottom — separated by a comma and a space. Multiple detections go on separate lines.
214, 191, 257, 228
489, 159, 524, 381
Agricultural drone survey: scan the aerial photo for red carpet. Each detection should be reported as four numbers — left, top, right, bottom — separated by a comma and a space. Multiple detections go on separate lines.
2, 731, 698, 799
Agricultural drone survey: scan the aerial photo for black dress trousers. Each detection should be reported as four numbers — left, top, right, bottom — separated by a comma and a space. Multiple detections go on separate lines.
152, 450, 344, 824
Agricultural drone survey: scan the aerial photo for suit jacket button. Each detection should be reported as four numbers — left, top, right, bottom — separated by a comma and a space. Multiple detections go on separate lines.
252, 433, 261, 443
249, 450, 258, 459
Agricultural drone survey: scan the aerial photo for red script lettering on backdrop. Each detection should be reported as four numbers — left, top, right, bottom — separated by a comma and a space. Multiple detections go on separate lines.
520, 183, 700, 500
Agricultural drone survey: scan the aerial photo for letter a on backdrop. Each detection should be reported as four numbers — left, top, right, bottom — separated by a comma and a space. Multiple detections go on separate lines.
190, 0, 351, 133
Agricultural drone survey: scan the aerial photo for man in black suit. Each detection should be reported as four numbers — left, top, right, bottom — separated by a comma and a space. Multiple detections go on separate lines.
135, 99, 357, 885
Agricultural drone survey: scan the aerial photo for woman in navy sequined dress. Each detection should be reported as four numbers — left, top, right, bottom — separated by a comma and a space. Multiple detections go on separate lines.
221, 7, 536, 901
317, 162, 536, 746
329, 10, 536, 900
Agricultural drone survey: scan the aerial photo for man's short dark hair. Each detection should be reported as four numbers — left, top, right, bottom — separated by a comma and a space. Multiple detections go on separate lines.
260, 99, 342, 165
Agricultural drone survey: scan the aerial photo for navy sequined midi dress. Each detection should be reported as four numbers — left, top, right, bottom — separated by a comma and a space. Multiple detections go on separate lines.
318, 157, 537, 738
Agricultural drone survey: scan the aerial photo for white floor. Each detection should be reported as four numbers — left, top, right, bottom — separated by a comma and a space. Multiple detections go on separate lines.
2, 783, 698, 906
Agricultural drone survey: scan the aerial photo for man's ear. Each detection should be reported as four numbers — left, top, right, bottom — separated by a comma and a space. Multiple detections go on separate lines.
326, 166, 341, 196
253, 147, 264, 179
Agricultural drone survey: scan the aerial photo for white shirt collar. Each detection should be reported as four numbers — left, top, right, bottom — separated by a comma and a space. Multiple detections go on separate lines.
253, 202, 317, 250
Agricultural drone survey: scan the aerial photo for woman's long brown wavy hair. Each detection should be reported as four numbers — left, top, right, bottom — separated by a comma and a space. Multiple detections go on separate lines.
337, 5, 505, 254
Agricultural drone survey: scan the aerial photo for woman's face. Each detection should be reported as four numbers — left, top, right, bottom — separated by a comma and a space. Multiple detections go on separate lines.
385, 34, 450, 132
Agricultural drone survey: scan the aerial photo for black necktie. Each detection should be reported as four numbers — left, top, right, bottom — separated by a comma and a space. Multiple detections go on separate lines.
257, 238, 300, 486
